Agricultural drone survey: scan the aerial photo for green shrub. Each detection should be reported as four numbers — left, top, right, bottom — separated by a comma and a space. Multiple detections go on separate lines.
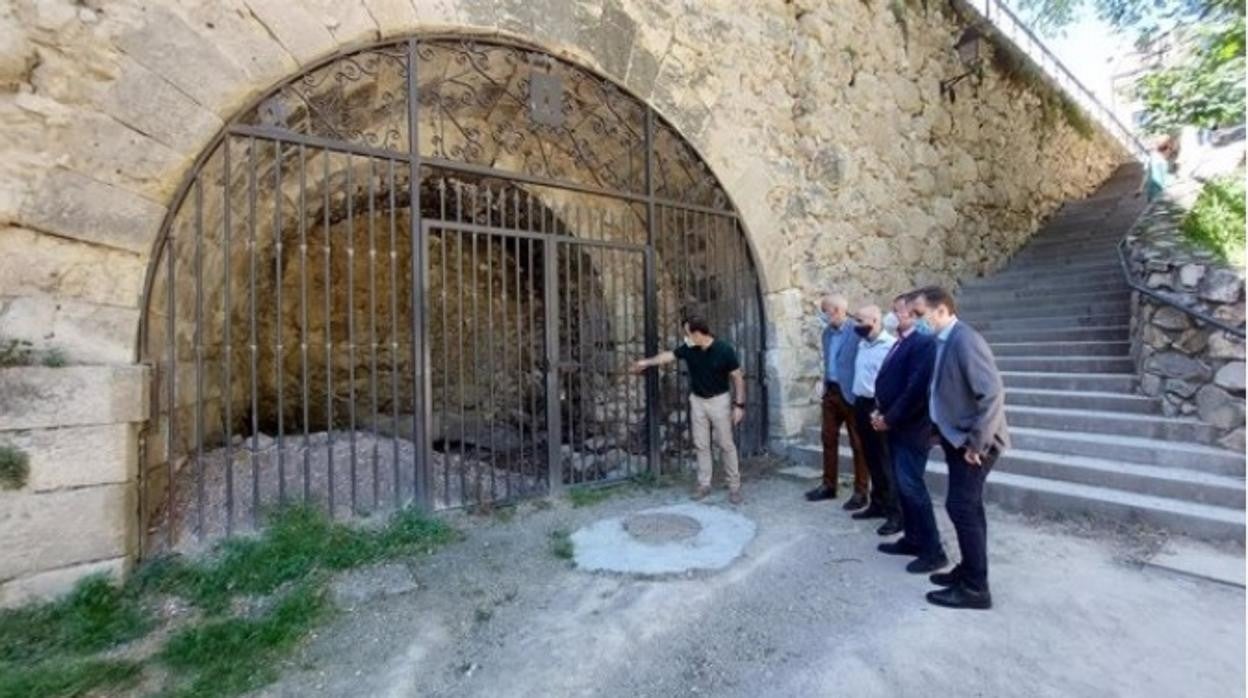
1182, 175, 1247, 265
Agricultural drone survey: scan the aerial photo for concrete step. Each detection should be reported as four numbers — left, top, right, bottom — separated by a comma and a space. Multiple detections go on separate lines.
972, 313, 1130, 332
962, 304, 1131, 325
1010, 427, 1244, 476
1011, 252, 1120, 269
989, 341, 1130, 357
997, 449, 1245, 509
980, 326, 1130, 344
1023, 233, 1123, 250
996, 264, 1121, 281
960, 279, 1128, 297
994, 355, 1134, 374
785, 442, 1245, 541
1014, 240, 1120, 258
960, 290, 1130, 313
1002, 371, 1137, 392
1005, 387, 1159, 414
934, 465, 1245, 542
799, 425, 1242, 478
1007, 405, 1220, 443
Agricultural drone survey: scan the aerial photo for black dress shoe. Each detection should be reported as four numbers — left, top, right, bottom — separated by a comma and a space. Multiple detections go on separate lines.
842, 492, 868, 511
805, 484, 837, 502
851, 505, 886, 520
876, 518, 904, 536
905, 553, 949, 574
926, 584, 993, 610
929, 566, 964, 587
877, 540, 921, 556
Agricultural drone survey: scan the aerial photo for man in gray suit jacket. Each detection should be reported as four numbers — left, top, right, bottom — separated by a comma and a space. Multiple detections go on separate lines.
917, 286, 1009, 610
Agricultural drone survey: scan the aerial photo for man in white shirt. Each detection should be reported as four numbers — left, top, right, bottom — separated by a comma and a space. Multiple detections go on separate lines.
848, 304, 901, 533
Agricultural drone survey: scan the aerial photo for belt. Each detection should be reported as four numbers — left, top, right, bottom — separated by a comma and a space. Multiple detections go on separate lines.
692, 390, 730, 400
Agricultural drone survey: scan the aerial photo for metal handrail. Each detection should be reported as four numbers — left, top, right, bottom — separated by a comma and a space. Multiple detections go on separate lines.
963, 0, 1151, 161
1116, 205, 1247, 339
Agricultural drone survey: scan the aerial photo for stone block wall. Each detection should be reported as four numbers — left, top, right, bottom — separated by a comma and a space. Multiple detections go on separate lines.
0, 366, 147, 607
1126, 201, 1246, 450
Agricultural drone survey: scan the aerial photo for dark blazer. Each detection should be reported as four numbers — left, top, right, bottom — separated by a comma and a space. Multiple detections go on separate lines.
874, 330, 938, 450
930, 321, 1011, 455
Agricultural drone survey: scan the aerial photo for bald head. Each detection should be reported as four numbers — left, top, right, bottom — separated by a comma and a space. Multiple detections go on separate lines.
820, 294, 850, 327
854, 304, 883, 339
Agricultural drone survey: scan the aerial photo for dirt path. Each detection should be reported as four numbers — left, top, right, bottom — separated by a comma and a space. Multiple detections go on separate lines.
256, 476, 1245, 697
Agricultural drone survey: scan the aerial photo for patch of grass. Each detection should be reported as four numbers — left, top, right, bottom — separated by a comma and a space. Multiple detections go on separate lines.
567, 485, 613, 508
2, 505, 458, 698
0, 575, 151, 698
549, 529, 574, 560
0, 444, 29, 490
159, 581, 328, 698
0, 576, 151, 664
0, 658, 143, 698
139, 505, 457, 613
1183, 175, 1247, 265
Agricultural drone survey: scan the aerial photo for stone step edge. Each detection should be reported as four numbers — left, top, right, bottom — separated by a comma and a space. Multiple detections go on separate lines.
788, 443, 1245, 526
801, 442, 1246, 492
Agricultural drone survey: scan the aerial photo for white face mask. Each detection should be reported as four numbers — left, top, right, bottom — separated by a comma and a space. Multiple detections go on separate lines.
882, 311, 899, 333
684, 335, 695, 347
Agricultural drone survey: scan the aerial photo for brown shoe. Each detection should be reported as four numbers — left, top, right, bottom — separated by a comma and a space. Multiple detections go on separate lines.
728, 489, 744, 505
690, 485, 711, 501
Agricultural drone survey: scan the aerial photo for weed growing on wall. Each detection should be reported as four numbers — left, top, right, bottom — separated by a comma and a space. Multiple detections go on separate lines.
1183, 175, 1247, 265
0, 444, 30, 490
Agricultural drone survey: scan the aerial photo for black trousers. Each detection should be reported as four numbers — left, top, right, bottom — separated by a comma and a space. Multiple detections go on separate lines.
853, 397, 900, 520
940, 437, 996, 592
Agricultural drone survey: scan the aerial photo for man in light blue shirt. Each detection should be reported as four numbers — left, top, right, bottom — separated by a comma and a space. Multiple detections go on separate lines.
809, 294, 869, 509
848, 304, 902, 534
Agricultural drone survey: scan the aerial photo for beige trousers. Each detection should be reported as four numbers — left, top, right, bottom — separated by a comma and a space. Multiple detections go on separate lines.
689, 392, 741, 490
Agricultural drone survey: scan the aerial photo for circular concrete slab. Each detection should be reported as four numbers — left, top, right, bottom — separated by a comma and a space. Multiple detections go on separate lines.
624, 512, 703, 544
571, 502, 756, 576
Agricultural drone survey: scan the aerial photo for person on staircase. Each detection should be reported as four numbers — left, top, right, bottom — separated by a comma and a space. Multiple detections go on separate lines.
919, 286, 1010, 611
807, 294, 870, 509
872, 291, 945, 565
630, 315, 747, 505
848, 304, 903, 535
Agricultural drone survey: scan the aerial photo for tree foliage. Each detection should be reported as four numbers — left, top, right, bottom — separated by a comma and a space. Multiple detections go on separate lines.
1013, 0, 1245, 132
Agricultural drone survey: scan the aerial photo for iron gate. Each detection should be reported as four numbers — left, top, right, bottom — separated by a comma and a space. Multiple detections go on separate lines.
139, 36, 767, 554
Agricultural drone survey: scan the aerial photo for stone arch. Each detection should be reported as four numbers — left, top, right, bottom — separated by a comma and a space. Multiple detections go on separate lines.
134, 33, 770, 552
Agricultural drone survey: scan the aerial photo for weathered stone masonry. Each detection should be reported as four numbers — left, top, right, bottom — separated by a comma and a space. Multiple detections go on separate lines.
0, 0, 1125, 603
1126, 201, 1246, 451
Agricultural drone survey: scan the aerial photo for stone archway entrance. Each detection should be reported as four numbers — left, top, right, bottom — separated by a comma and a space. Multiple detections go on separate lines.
138, 36, 767, 554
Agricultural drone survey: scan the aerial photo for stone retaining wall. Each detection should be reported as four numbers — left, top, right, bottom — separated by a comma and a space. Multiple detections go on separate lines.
0, 366, 147, 607
1126, 201, 1246, 450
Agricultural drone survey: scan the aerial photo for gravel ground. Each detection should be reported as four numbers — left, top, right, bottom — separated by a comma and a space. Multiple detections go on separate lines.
254, 473, 1245, 698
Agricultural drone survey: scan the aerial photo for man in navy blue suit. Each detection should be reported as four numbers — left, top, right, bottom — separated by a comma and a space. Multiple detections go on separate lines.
871, 291, 947, 575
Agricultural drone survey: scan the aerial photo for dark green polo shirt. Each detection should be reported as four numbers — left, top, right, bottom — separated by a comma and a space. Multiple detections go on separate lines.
674, 338, 741, 399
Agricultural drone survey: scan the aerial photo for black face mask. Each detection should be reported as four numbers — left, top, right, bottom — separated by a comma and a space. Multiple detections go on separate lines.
853, 325, 872, 338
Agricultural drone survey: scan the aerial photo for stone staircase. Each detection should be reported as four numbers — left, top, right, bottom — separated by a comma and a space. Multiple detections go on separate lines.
789, 164, 1246, 542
